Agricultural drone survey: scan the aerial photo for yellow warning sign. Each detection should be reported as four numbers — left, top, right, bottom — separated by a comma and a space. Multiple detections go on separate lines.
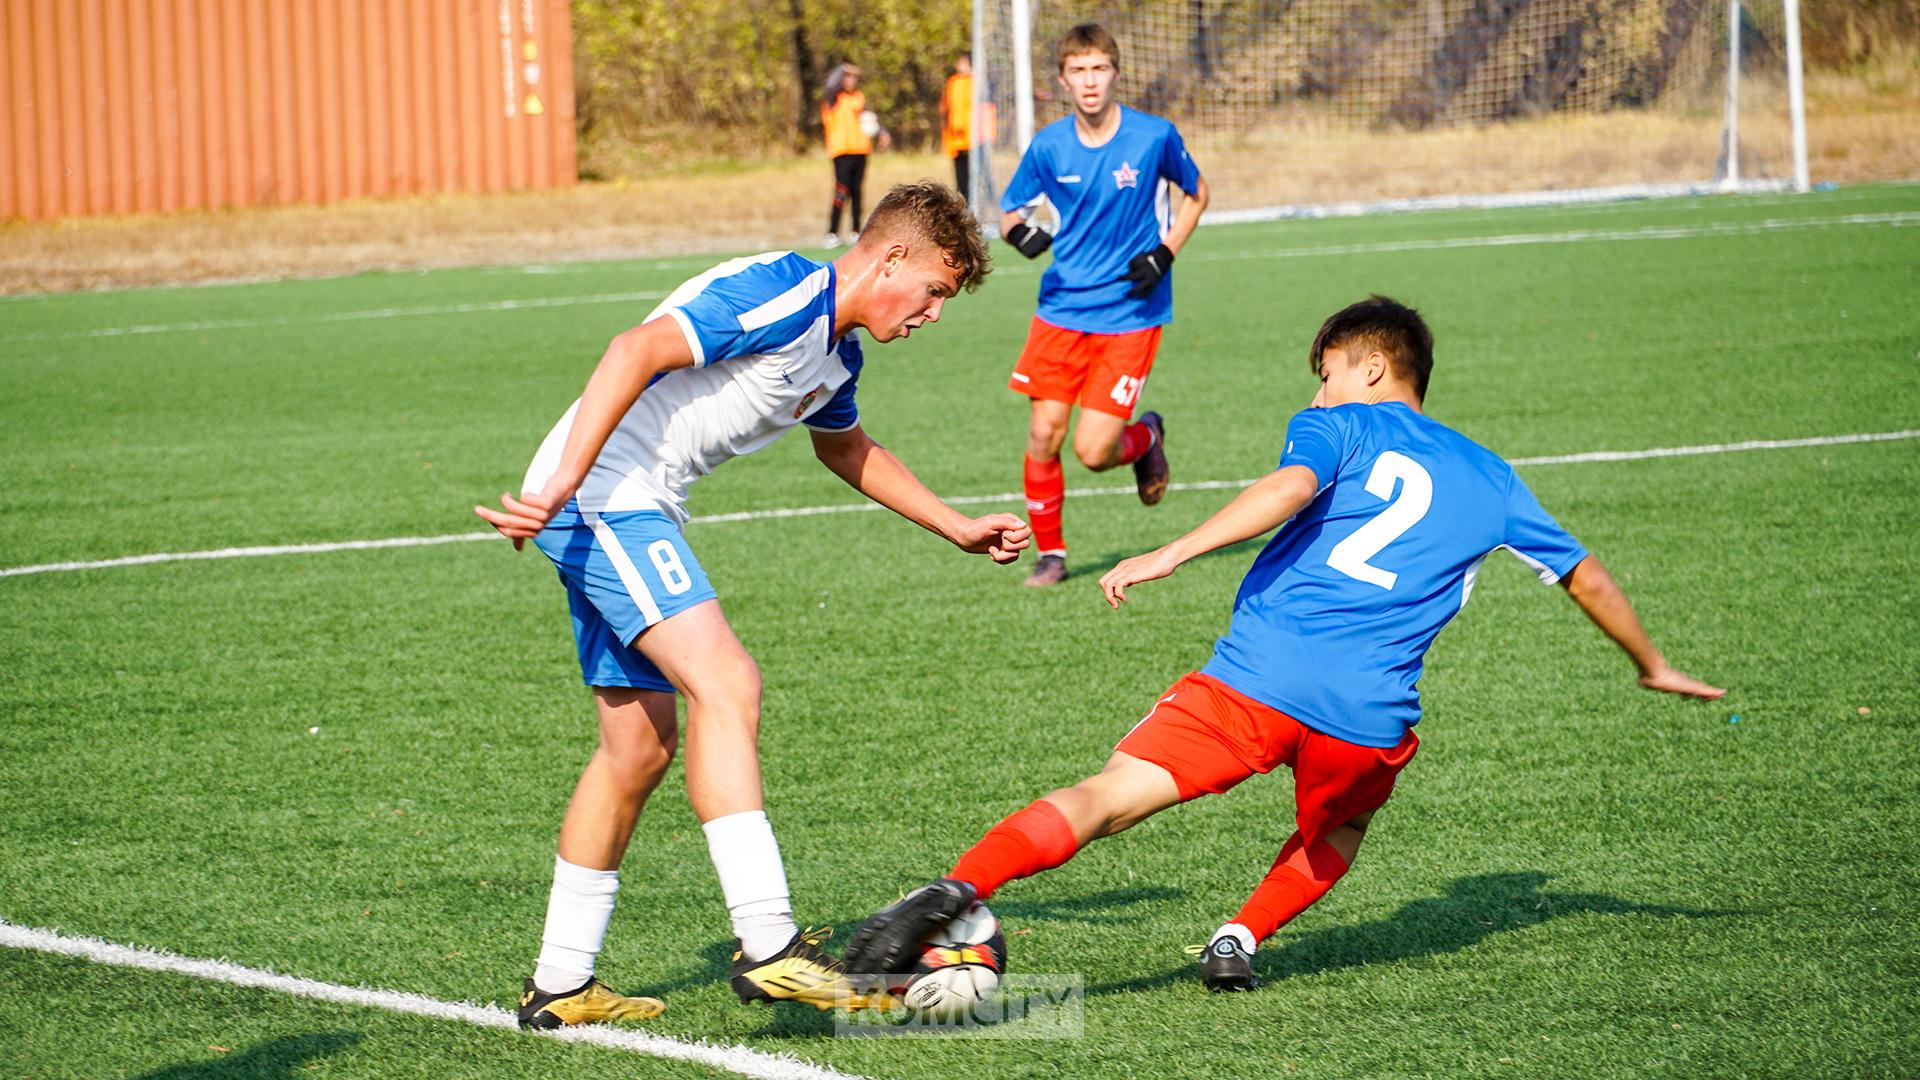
523, 92, 545, 116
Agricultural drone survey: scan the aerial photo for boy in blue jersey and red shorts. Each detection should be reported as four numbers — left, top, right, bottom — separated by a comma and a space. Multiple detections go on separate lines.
846, 296, 1725, 990
999, 23, 1210, 587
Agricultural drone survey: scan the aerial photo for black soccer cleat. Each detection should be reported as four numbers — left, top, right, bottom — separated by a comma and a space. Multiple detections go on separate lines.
1191, 936, 1259, 993
1022, 553, 1068, 588
1132, 411, 1169, 506
844, 878, 980, 975
516, 976, 665, 1029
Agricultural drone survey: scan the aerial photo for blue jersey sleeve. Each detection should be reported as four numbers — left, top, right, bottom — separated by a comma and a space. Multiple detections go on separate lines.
803, 335, 864, 432
1502, 473, 1588, 583
999, 140, 1047, 213
666, 260, 828, 367
1159, 124, 1202, 194
1277, 409, 1346, 488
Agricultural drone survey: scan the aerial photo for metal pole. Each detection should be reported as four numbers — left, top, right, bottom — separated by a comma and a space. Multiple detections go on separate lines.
1782, 0, 1810, 191
1010, 0, 1035, 154
1723, 0, 1741, 188
971, 0, 988, 219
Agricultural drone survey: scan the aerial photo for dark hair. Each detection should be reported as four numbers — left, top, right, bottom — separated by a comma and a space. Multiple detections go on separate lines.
1310, 296, 1434, 400
1056, 23, 1120, 72
860, 182, 993, 292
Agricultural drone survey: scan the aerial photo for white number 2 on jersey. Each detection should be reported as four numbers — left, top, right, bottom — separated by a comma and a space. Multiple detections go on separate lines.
1325, 451, 1433, 590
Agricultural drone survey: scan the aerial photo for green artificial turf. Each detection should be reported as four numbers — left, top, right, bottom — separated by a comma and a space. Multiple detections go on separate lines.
2, 182, 1917, 1078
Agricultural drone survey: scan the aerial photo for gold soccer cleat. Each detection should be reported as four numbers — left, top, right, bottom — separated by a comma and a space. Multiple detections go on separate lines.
730, 927, 896, 1012
517, 976, 666, 1029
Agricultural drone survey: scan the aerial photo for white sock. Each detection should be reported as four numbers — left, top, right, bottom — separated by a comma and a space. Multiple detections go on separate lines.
1210, 922, 1257, 954
532, 855, 620, 993
702, 810, 798, 962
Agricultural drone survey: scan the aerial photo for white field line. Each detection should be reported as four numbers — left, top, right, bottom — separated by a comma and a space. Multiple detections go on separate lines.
1190, 210, 1920, 265
0, 919, 871, 1080
9, 210, 1912, 341
0, 291, 665, 344
3, 429, 1914, 580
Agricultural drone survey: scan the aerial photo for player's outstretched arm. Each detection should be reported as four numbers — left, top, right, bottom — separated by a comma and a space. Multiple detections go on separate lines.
473, 317, 695, 548
1099, 465, 1318, 608
810, 426, 1031, 563
1560, 555, 1726, 699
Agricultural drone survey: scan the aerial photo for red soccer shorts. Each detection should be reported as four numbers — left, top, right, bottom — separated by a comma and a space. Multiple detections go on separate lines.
1116, 671, 1419, 846
1009, 317, 1163, 420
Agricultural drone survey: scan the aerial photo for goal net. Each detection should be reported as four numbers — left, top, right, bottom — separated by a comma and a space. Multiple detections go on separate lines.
968, 0, 1810, 224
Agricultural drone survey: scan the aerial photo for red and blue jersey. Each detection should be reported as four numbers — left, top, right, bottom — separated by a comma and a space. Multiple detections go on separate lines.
1201, 403, 1588, 748
1000, 106, 1202, 334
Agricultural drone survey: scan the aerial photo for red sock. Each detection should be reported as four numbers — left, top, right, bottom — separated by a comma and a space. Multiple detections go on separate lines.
1229, 831, 1351, 942
1023, 454, 1065, 554
1115, 421, 1156, 466
949, 800, 1079, 900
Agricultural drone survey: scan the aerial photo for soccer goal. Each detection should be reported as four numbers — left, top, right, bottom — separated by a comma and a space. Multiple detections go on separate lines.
968, 0, 1811, 224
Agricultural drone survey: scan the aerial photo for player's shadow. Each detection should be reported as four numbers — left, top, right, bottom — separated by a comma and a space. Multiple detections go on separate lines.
622, 939, 739, 999
990, 884, 1184, 925
131, 1033, 362, 1079
1084, 871, 1736, 997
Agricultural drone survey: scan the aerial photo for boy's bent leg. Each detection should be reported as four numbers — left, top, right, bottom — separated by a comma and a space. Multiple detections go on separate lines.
556, 688, 680, 870
1024, 398, 1072, 576
847, 751, 1188, 974
630, 599, 799, 965
631, 599, 763, 823
952, 751, 1181, 897
1220, 814, 1369, 950
531, 688, 678, 1002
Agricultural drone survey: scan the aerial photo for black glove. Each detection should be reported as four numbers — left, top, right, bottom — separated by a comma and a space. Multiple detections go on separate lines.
1120, 243, 1175, 299
1005, 222, 1053, 259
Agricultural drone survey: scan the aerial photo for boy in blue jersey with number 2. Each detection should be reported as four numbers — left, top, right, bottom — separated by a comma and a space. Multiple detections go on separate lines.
476, 184, 1030, 1027
845, 296, 1723, 991
999, 23, 1209, 587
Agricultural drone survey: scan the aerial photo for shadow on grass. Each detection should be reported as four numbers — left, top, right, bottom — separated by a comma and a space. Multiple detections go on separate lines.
1085, 870, 1736, 997
991, 885, 1185, 925
133, 1032, 361, 1079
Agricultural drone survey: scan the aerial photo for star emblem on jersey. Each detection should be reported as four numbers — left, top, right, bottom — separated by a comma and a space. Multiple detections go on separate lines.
1112, 161, 1138, 190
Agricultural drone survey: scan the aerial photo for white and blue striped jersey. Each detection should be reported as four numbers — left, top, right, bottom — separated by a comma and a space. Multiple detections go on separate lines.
522, 252, 863, 523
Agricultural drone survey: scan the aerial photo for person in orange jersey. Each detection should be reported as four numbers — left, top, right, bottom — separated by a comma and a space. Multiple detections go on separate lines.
822, 63, 890, 249
942, 53, 976, 197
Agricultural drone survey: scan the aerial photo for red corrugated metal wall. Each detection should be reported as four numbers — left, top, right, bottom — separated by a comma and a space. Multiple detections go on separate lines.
1, 0, 575, 220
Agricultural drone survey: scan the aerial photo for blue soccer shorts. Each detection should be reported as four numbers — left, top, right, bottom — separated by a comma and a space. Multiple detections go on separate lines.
531, 505, 717, 692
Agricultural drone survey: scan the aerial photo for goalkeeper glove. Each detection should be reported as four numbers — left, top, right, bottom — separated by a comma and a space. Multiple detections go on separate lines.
1120, 243, 1175, 299
1005, 222, 1053, 259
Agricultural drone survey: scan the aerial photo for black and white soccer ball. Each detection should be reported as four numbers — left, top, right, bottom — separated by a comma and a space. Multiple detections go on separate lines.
889, 901, 1006, 1020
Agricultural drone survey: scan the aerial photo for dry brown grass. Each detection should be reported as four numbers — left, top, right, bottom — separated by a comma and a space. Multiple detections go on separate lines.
2, 76, 1912, 296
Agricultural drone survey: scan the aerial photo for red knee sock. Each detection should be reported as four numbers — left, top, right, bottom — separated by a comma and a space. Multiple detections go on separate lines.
1023, 454, 1066, 554
1230, 831, 1351, 942
949, 800, 1079, 901
1115, 420, 1157, 466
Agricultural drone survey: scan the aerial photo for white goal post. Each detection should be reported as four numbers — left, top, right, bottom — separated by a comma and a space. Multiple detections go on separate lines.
968, 0, 1810, 225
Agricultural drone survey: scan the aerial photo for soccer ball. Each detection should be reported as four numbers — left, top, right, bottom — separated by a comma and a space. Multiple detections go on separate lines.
890, 901, 1006, 1021
859, 109, 881, 139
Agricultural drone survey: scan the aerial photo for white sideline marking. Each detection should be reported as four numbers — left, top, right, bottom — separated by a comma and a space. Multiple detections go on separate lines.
1194, 211, 1920, 265
0, 291, 665, 344
0, 919, 871, 1080
2, 430, 1913, 580
8, 210, 1911, 341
